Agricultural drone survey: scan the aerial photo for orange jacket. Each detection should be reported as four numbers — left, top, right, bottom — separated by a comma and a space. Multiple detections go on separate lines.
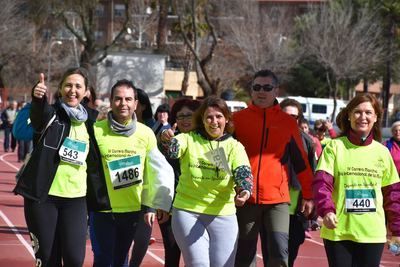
233, 103, 313, 204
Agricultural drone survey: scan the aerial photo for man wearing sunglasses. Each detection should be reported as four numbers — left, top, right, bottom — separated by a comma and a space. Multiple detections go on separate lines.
233, 69, 314, 267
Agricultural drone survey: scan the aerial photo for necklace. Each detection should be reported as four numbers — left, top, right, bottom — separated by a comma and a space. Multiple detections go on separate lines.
208, 140, 220, 177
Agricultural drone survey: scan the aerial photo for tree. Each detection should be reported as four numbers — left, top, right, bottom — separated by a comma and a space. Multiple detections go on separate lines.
49, 0, 131, 68
127, 0, 158, 49
297, 0, 385, 121
218, 0, 301, 78
0, 0, 41, 98
157, 0, 169, 52
173, 0, 220, 96
357, 0, 400, 126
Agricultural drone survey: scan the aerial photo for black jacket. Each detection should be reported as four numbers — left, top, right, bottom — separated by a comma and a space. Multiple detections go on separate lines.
13, 93, 111, 211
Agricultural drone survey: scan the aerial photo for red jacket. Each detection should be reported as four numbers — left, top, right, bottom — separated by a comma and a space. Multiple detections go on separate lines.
233, 103, 313, 204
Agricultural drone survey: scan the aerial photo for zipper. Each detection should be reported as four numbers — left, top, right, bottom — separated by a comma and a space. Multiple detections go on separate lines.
255, 109, 267, 204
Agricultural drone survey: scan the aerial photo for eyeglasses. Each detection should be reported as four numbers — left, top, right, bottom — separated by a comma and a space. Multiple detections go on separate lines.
289, 114, 299, 120
176, 113, 193, 121
252, 84, 275, 92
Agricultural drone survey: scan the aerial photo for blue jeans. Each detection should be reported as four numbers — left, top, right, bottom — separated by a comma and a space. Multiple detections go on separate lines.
4, 126, 16, 151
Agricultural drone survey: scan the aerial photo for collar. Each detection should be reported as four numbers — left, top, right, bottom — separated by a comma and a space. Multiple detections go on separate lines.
248, 99, 281, 113
347, 129, 373, 146
196, 130, 231, 141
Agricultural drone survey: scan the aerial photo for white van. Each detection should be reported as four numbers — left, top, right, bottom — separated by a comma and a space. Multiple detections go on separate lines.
277, 96, 348, 124
226, 100, 248, 112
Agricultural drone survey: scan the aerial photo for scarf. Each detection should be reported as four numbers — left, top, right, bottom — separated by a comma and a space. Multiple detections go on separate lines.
107, 111, 137, 136
60, 102, 88, 122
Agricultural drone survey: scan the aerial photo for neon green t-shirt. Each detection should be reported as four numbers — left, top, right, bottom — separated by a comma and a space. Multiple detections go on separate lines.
172, 132, 251, 216
49, 121, 89, 197
317, 136, 399, 243
94, 119, 156, 213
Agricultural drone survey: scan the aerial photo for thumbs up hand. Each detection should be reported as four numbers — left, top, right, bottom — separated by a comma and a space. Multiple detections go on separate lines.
160, 123, 177, 143
33, 73, 47, 99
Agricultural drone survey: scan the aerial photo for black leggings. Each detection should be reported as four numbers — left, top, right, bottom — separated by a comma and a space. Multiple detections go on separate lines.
24, 196, 87, 267
323, 239, 384, 267
159, 217, 181, 267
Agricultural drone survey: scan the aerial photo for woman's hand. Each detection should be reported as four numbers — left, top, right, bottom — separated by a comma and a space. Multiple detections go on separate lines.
235, 190, 250, 207
144, 211, 156, 226
323, 212, 338, 229
157, 209, 170, 224
160, 124, 177, 142
33, 73, 47, 99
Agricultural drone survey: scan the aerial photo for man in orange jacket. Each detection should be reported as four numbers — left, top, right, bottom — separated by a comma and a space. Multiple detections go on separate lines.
233, 69, 314, 267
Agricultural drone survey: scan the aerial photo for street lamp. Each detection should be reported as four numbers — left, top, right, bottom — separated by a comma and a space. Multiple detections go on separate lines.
47, 40, 62, 103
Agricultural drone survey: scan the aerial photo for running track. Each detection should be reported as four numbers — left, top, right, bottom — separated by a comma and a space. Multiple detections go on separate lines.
0, 140, 398, 266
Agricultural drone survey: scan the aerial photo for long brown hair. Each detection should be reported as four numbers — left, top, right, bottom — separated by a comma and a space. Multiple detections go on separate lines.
336, 93, 382, 142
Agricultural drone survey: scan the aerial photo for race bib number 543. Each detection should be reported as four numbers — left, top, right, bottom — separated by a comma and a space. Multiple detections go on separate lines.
107, 155, 142, 190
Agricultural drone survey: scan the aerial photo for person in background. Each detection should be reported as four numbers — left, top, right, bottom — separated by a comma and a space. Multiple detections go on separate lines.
159, 97, 200, 266
233, 69, 314, 267
14, 68, 111, 266
278, 98, 317, 267
1, 100, 18, 152
135, 88, 156, 128
161, 96, 253, 266
128, 88, 157, 267
384, 121, 400, 174
15, 101, 33, 162
313, 93, 400, 267
152, 103, 171, 136
89, 79, 174, 267
313, 119, 337, 150
299, 117, 322, 160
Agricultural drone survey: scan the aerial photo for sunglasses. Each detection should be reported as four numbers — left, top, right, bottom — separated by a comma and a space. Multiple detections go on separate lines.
252, 84, 275, 92
289, 114, 299, 120
176, 113, 193, 121
315, 127, 326, 132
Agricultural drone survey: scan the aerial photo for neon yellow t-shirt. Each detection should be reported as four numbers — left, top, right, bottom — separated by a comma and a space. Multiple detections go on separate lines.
317, 136, 399, 243
94, 119, 156, 213
172, 132, 251, 216
49, 121, 89, 197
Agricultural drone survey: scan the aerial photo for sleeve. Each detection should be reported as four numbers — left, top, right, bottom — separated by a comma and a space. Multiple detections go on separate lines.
328, 128, 337, 138
382, 182, 400, 236
141, 130, 175, 212
164, 133, 188, 159
230, 141, 253, 194
289, 126, 314, 199
313, 170, 336, 217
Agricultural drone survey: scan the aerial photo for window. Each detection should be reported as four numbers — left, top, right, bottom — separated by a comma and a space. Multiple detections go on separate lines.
312, 104, 327, 114
95, 4, 104, 17
301, 104, 307, 113
95, 31, 104, 41
114, 4, 125, 17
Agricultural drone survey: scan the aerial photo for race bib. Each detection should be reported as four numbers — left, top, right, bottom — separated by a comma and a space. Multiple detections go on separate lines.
107, 155, 142, 190
345, 189, 376, 213
204, 147, 232, 175
59, 137, 87, 166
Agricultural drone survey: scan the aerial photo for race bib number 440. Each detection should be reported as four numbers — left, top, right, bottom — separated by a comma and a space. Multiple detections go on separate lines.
107, 155, 142, 190
345, 189, 376, 213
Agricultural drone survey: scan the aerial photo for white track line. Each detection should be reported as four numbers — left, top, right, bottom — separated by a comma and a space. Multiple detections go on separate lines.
0, 153, 19, 171
0, 210, 34, 258
0, 150, 166, 264
146, 250, 165, 264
